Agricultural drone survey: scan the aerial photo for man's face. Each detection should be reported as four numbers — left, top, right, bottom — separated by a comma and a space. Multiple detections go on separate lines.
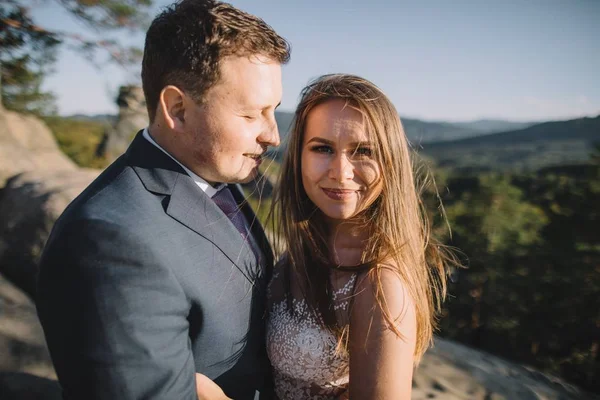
183, 55, 282, 184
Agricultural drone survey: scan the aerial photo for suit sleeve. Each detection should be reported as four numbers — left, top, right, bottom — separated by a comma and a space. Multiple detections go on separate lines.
36, 217, 197, 400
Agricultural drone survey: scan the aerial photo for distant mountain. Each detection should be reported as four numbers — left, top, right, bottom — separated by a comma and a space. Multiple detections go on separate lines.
274, 111, 493, 152
275, 112, 536, 145
420, 115, 600, 171
63, 111, 598, 172
275, 110, 294, 139
450, 119, 535, 134
401, 118, 481, 144
64, 111, 529, 146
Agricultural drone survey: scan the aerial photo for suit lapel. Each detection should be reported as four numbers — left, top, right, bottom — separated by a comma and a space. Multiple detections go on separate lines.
127, 131, 257, 279
166, 176, 257, 276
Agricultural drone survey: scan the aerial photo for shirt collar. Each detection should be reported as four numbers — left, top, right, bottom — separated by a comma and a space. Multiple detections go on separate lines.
143, 128, 225, 198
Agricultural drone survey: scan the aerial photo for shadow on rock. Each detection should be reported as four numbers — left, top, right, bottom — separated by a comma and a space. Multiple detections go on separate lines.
0, 372, 61, 400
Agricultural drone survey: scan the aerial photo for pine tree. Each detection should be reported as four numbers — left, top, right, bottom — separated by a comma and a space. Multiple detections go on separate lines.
0, 0, 152, 115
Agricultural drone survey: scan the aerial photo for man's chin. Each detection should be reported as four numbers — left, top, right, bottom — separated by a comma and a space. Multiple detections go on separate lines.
230, 167, 259, 185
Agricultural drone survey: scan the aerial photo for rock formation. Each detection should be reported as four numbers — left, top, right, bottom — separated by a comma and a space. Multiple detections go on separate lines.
0, 97, 99, 299
0, 274, 54, 379
0, 169, 99, 298
95, 85, 147, 162
0, 108, 75, 189
414, 339, 589, 399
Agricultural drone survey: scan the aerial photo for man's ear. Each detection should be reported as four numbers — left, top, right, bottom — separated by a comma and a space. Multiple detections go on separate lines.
158, 85, 186, 130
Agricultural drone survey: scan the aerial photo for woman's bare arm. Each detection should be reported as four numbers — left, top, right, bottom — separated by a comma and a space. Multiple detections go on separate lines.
348, 268, 417, 399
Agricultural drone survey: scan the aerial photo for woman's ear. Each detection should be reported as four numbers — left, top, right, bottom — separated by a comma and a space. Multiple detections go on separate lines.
158, 85, 186, 130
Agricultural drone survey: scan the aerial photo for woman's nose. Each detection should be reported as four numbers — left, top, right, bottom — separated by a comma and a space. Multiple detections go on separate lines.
329, 153, 354, 181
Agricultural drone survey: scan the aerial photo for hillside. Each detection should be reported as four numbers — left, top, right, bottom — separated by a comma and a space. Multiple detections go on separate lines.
450, 119, 534, 134
60, 111, 599, 172
65, 113, 116, 124
274, 111, 486, 144
43, 116, 109, 169
420, 115, 600, 171
275, 110, 294, 141
401, 117, 482, 143
70, 111, 532, 149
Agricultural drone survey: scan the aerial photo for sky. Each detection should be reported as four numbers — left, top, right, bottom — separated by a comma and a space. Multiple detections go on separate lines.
31, 0, 600, 122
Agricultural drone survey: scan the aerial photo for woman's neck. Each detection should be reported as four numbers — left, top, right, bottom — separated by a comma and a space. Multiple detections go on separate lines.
327, 219, 370, 266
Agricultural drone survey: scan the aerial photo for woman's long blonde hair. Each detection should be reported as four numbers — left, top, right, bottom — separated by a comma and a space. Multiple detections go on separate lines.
270, 74, 452, 363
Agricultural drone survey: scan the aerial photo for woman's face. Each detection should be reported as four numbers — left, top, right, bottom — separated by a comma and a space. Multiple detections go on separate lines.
301, 99, 383, 223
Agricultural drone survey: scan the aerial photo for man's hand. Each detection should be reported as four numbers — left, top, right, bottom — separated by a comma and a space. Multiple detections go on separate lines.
195, 373, 232, 400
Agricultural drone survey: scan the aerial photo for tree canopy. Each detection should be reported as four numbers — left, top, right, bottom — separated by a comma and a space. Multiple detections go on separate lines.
0, 0, 153, 115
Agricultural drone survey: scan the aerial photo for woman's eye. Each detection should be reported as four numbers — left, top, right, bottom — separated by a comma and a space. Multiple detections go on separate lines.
310, 145, 333, 154
353, 147, 373, 157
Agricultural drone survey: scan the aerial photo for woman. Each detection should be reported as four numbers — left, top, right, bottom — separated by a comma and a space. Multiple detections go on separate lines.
266, 74, 453, 399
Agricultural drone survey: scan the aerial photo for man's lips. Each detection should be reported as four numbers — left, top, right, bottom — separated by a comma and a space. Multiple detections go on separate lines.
321, 188, 359, 200
244, 153, 263, 161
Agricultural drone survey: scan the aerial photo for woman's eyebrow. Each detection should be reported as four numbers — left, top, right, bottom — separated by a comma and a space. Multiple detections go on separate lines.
306, 137, 334, 145
306, 138, 373, 147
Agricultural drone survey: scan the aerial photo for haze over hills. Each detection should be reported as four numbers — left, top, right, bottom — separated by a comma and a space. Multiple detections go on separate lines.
66, 110, 535, 145
401, 117, 481, 144
273, 111, 535, 145
64, 111, 599, 171
448, 119, 535, 134
420, 115, 600, 171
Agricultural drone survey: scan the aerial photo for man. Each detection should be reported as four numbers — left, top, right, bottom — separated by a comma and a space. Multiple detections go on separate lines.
36, 1, 290, 398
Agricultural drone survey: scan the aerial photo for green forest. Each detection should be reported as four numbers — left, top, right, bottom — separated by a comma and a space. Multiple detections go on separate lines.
430, 160, 599, 393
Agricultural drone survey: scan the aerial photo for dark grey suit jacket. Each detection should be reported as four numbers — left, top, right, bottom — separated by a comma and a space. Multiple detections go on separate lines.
36, 131, 274, 399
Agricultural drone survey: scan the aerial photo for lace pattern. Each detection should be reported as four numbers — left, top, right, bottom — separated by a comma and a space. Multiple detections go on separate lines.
267, 269, 356, 400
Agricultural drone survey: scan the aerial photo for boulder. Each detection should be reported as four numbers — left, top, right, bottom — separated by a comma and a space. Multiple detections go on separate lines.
0, 109, 75, 188
0, 274, 54, 378
413, 338, 592, 399
0, 169, 99, 298
0, 372, 61, 400
0, 274, 60, 399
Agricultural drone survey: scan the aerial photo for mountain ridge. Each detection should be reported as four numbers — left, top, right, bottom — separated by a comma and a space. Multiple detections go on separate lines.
420, 114, 600, 171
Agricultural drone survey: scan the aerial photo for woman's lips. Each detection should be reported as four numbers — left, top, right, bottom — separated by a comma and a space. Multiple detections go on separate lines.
322, 188, 357, 200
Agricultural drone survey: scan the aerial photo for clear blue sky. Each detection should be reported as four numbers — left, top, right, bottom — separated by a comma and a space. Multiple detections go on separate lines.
32, 0, 600, 122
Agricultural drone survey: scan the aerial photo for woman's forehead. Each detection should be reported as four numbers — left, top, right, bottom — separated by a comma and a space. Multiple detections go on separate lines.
304, 100, 369, 139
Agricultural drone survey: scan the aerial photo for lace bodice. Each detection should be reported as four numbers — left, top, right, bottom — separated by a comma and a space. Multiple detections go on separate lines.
266, 265, 356, 400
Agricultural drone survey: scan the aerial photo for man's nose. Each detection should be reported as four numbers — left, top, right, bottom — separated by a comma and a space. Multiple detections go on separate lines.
258, 117, 280, 148
329, 153, 354, 181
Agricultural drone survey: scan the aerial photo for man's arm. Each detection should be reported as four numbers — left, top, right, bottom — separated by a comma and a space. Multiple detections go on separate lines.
37, 218, 197, 400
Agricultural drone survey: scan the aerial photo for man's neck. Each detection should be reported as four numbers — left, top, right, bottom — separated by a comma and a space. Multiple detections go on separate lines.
143, 128, 222, 196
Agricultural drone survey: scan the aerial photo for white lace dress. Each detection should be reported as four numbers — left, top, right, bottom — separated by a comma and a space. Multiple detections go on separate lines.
266, 264, 357, 400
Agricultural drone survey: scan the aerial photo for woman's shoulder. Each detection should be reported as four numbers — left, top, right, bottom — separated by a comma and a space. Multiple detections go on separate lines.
352, 262, 416, 328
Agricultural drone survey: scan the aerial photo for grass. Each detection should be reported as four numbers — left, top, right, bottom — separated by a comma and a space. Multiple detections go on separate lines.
43, 116, 110, 169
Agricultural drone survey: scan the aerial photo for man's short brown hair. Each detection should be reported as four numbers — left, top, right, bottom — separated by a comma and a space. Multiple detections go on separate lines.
142, 0, 290, 121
